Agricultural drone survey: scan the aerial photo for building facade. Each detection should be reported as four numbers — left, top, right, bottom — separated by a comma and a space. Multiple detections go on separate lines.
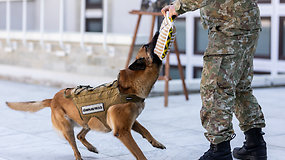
0, 0, 284, 81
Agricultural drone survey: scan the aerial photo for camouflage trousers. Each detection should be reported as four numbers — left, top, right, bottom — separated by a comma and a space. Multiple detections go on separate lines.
200, 29, 266, 144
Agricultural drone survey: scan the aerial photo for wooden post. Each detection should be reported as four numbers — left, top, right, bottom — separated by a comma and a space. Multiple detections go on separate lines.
174, 39, 189, 100
164, 53, 170, 107
149, 15, 156, 41
125, 14, 142, 68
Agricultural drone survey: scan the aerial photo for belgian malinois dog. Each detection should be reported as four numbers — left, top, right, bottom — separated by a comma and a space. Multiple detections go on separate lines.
6, 32, 165, 160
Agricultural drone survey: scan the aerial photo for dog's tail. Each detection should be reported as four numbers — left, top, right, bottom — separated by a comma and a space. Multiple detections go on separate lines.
6, 99, 52, 112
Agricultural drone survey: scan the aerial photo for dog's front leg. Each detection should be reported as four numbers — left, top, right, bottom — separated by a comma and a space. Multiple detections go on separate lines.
132, 120, 166, 149
107, 103, 147, 160
115, 130, 147, 160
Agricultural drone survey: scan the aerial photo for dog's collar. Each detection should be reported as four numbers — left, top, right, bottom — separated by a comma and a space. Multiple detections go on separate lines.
121, 94, 145, 103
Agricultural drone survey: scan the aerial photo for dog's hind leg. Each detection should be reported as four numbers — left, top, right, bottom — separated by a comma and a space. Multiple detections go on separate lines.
77, 128, 99, 153
132, 120, 166, 149
51, 110, 82, 160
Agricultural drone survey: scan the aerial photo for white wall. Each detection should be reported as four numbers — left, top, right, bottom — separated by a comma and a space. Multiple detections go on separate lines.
109, 0, 153, 38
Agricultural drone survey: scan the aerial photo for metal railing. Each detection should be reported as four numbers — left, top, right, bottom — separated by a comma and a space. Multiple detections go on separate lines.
1, 0, 109, 50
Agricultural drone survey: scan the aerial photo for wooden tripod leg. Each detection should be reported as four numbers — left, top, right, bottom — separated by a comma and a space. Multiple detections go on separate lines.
149, 15, 156, 41
164, 53, 170, 107
125, 14, 142, 68
173, 39, 189, 100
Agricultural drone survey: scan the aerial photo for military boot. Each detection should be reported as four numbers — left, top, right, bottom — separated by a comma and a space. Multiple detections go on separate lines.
233, 128, 267, 160
199, 140, 233, 160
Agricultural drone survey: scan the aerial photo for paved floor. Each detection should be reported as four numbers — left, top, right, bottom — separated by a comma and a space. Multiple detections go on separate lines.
0, 79, 285, 160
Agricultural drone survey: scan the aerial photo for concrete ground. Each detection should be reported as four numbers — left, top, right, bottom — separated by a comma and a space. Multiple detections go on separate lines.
0, 79, 285, 160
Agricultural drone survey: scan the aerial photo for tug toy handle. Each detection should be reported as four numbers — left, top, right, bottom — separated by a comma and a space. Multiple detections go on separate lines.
165, 11, 176, 23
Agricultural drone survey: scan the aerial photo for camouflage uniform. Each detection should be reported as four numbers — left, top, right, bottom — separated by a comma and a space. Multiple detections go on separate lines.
173, 0, 266, 144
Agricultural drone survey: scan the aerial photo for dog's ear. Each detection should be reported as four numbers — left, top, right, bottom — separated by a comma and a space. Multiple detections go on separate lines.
128, 58, 146, 70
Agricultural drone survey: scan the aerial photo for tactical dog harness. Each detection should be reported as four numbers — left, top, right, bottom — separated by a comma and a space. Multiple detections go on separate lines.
64, 80, 144, 130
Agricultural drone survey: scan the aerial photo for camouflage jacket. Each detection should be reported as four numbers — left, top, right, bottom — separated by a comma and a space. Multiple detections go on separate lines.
173, 0, 261, 35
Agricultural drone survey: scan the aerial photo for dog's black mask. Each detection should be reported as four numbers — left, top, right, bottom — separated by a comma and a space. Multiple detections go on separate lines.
128, 58, 146, 71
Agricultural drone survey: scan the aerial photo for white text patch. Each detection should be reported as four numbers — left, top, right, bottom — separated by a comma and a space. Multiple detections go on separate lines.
82, 103, 104, 115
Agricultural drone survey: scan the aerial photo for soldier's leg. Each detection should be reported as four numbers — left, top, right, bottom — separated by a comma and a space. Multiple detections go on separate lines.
199, 53, 241, 160
234, 53, 265, 131
200, 31, 244, 145
233, 33, 267, 160
200, 54, 238, 144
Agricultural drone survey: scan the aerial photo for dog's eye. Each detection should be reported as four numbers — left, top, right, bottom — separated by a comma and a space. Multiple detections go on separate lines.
143, 44, 149, 49
143, 44, 149, 52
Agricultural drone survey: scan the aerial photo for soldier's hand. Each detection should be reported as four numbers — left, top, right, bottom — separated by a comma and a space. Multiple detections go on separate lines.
161, 5, 178, 19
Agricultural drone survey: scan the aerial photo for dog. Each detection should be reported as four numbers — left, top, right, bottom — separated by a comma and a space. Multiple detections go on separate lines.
6, 32, 165, 160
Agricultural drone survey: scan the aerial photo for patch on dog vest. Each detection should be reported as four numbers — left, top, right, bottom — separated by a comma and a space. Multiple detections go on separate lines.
82, 103, 104, 115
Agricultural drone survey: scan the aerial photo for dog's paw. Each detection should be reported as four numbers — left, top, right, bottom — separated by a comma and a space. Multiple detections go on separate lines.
88, 146, 99, 154
151, 140, 166, 149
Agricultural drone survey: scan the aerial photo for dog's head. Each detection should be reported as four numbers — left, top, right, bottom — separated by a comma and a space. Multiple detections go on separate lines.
129, 31, 161, 71
118, 32, 162, 98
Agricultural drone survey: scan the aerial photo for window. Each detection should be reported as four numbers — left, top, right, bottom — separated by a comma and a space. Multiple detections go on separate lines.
171, 18, 186, 54
194, 17, 208, 55
161, 65, 186, 80
86, 0, 102, 9
170, 65, 186, 80
255, 17, 271, 59
86, 18, 102, 32
85, 0, 103, 32
193, 67, 203, 79
279, 17, 285, 60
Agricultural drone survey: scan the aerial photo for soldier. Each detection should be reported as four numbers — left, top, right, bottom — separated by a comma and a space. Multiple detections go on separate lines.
162, 0, 267, 160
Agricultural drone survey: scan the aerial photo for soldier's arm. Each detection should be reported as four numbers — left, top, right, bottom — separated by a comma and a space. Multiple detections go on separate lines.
173, 0, 213, 15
